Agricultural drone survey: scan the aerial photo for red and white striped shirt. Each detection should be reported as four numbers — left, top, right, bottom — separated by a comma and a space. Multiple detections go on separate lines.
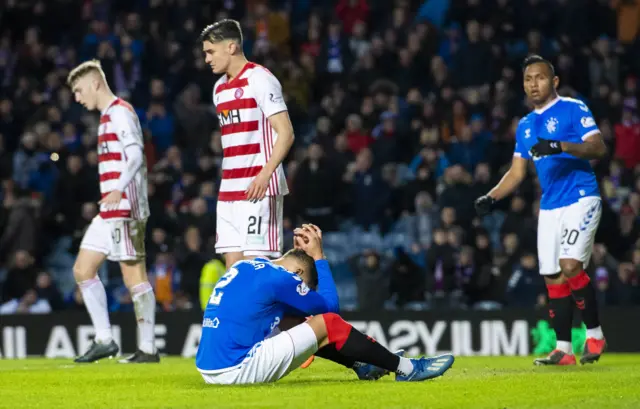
97, 97, 149, 220
213, 62, 290, 201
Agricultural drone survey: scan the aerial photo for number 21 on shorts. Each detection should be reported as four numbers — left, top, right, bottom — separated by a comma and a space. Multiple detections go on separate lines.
208, 267, 239, 306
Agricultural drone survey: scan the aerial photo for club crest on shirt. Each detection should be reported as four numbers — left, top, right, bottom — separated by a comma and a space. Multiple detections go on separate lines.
234, 88, 244, 99
545, 117, 558, 134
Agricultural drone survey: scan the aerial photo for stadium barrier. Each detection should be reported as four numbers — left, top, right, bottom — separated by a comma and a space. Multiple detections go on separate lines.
0, 308, 636, 359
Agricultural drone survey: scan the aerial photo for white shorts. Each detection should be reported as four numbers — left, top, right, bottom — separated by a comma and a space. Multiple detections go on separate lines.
537, 196, 602, 276
215, 196, 283, 257
80, 216, 146, 262
199, 323, 318, 385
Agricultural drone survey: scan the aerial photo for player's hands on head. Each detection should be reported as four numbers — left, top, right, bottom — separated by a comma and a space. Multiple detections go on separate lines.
99, 190, 123, 210
530, 138, 563, 157
245, 169, 271, 202
293, 224, 324, 260
474, 195, 496, 216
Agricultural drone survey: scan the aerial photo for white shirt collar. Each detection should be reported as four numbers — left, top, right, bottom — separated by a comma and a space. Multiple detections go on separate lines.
100, 96, 119, 115
534, 96, 560, 114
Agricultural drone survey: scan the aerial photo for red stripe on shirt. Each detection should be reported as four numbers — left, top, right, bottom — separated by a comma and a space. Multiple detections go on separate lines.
100, 115, 110, 124
215, 78, 249, 94
261, 115, 273, 196
113, 98, 136, 114
223, 143, 261, 158
100, 210, 131, 219
216, 98, 257, 112
268, 119, 280, 194
218, 191, 247, 201
128, 183, 139, 219
221, 121, 259, 136
101, 191, 127, 199
222, 166, 262, 179
98, 133, 119, 143
98, 152, 122, 162
100, 172, 121, 182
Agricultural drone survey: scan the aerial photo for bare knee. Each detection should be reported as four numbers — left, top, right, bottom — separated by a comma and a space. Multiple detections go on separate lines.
543, 272, 565, 286
73, 262, 94, 282
73, 250, 106, 282
120, 259, 147, 287
559, 259, 583, 278
306, 314, 335, 348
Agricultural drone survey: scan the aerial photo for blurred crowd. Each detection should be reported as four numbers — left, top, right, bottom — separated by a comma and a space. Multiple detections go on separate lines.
1, 0, 640, 313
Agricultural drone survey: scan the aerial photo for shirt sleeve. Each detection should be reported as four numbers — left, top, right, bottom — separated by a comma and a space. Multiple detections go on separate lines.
314, 260, 339, 313
115, 144, 144, 192
281, 260, 340, 316
251, 70, 288, 118
513, 121, 531, 160
272, 272, 329, 315
113, 108, 144, 148
571, 101, 600, 141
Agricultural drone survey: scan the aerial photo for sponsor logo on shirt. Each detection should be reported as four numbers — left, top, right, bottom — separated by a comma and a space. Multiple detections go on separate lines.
581, 117, 595, 128
269, 93, 283, 103
203, 317, 220, 328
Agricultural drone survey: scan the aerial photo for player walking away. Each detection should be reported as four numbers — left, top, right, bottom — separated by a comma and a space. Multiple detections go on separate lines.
475, 55, 607, 366
196, 226, 455, 384
67, 60, 158, 363
199, 20, 294, 270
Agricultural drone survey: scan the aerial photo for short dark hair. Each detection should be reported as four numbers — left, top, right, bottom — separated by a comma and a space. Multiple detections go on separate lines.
283, 248, 318, 289
522, 54, 555, 77
199, 19, 243, 45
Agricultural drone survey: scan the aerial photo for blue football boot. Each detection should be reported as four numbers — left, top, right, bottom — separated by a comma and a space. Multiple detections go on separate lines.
395, 354, 455, 382
353, 350, 405, 380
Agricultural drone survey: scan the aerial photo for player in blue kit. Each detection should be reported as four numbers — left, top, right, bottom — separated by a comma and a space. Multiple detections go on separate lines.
195, 225, 455, 384
475, 55, 607, 366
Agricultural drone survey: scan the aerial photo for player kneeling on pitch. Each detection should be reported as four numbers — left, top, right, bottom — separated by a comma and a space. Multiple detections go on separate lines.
195, 226, 454, 384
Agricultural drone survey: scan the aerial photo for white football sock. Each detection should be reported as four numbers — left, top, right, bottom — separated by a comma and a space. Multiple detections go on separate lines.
586, 326, 604, 340
396, 357, 414, 376
131, 282, 156, 354
79, 278, 112, 343
556, 340, 572, 354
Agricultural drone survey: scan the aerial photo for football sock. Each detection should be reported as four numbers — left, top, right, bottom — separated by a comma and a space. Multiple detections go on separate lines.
586, 326, 604, 340
567, 271, 602, 337
78, 277, 112, 343
322, 313, 412, 375
546, 282, 573, 354
131, 282, 156, 354
556, 341, 572, 355
315, 344, 356, 368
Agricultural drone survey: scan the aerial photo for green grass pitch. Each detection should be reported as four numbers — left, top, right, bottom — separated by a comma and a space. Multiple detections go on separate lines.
1, 355, 640, 409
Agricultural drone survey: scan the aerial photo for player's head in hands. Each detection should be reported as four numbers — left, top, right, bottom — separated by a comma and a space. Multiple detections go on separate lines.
275, 248, 318, 290
522, 54, 559, 108
200, 19, 245, 75
67, 59, 114, 111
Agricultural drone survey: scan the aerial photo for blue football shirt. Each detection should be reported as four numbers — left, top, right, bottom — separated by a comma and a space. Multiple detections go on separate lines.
514, 97, 601, 210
